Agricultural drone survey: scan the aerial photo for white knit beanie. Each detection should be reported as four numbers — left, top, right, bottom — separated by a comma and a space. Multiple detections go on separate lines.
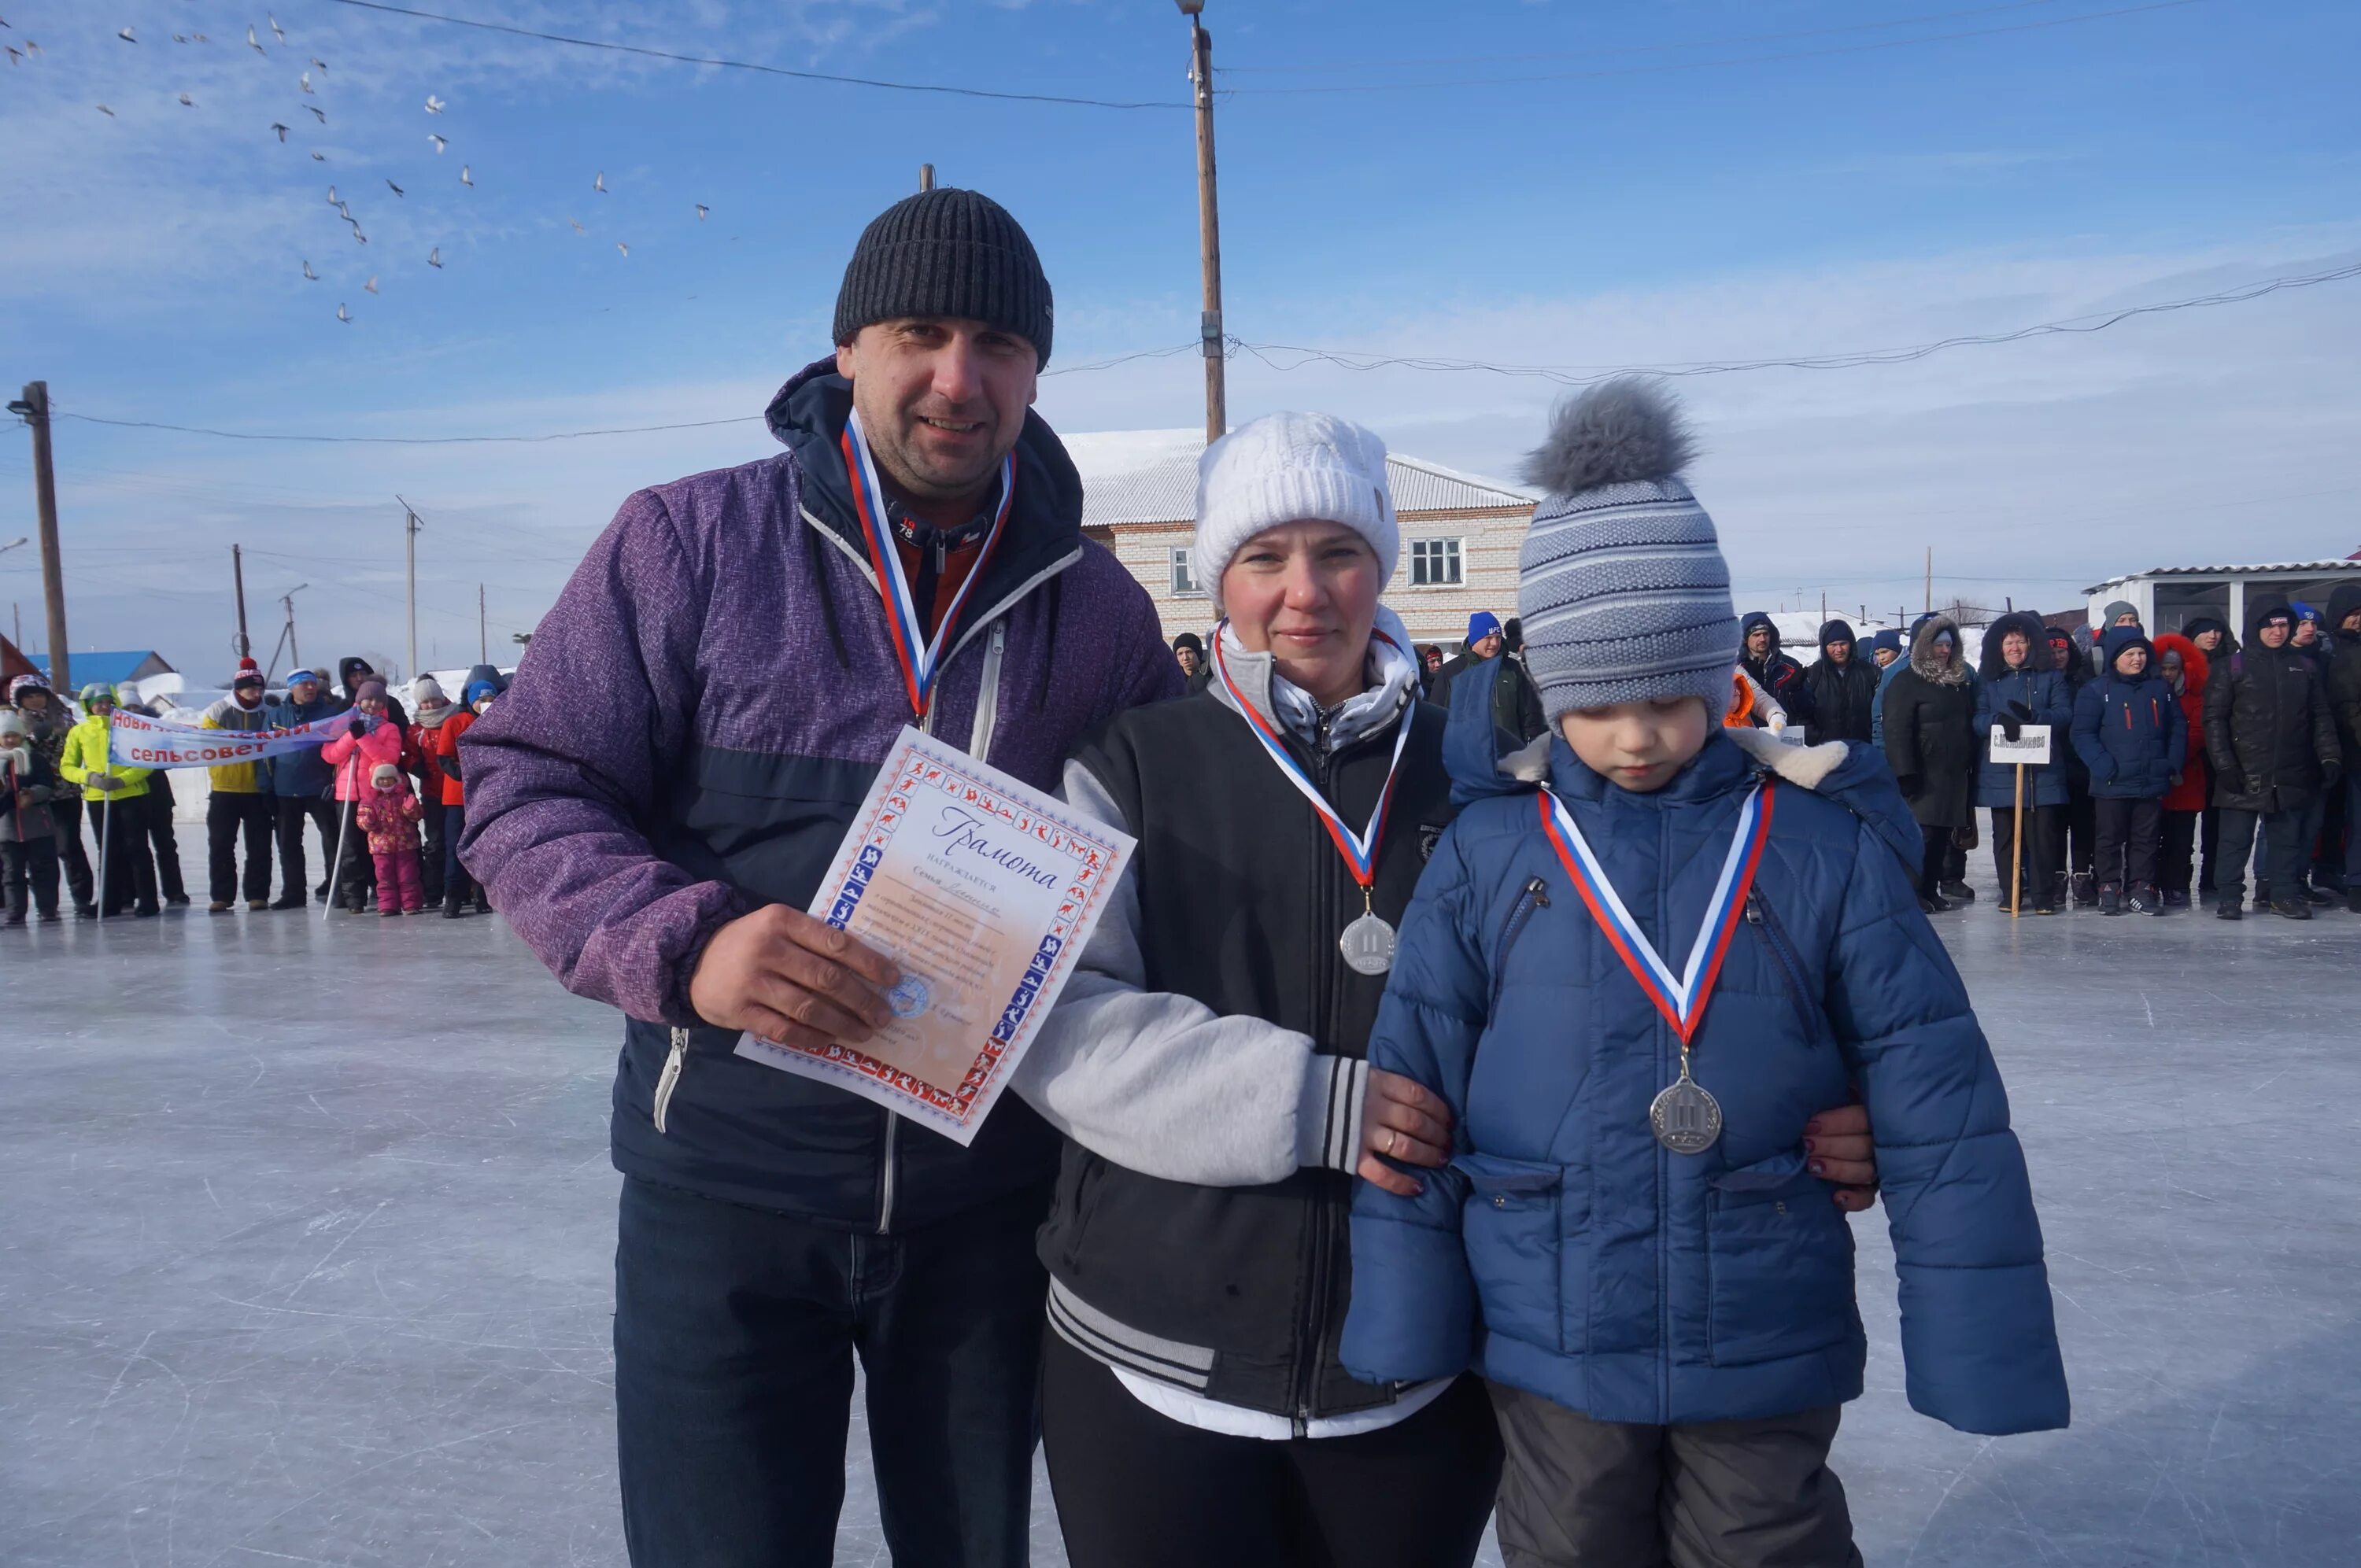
1192, 412, 1398, 611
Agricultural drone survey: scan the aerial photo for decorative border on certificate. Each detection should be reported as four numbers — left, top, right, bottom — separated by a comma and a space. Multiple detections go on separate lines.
733, 725, 1134, 1146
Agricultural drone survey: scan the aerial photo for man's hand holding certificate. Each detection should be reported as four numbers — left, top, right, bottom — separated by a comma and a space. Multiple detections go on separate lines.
724, 727, 1135, 1145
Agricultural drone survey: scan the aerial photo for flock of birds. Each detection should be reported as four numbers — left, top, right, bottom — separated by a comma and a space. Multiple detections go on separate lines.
4, 13, 716, 325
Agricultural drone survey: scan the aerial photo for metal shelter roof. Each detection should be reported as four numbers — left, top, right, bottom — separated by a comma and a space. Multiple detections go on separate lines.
2083, 560, 2361, 593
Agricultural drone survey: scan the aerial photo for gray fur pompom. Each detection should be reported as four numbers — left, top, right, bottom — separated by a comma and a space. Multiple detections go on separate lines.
1518, 376, 1697, 495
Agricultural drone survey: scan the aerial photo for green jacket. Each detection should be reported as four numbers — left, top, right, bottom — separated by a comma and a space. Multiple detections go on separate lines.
57, 714, 153, 802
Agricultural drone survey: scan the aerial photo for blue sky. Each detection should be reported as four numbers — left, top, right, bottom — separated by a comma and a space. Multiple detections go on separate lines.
2, 0, 2357, 680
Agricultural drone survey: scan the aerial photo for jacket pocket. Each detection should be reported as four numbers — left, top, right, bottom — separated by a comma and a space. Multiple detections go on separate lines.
1454, 1152, 1576, 1353
1705, 1152, 1858, 1367
1745, 891, 1820, 1039
1489, 876, 1552, 1013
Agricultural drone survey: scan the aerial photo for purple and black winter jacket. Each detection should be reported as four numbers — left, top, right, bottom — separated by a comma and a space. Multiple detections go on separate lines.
460, 359, 1180, 1230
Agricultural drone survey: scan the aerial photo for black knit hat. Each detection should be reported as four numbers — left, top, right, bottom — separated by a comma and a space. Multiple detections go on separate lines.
832, 188, 1054, 367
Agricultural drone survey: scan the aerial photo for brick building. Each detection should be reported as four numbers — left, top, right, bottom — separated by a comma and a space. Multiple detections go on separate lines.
1066, 429, 1538, 653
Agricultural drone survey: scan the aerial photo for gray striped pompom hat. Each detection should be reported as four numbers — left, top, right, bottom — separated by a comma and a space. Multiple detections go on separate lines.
1515, 378, 1737, 719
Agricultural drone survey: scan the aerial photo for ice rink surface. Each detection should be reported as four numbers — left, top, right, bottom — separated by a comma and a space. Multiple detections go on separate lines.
6, 838, 2359, 1567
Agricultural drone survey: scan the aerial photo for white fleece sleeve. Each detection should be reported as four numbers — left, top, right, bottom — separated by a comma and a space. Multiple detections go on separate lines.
1010, 758, 1369, 1186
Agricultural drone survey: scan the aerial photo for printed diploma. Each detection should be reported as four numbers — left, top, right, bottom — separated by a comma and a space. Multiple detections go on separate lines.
733, 726, 1135, 1146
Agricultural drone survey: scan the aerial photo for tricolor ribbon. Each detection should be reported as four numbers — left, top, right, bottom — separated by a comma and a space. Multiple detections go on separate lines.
1537, 781, 1774, 1046
841, 405, 1015, 721
1210, 619, 1414, 894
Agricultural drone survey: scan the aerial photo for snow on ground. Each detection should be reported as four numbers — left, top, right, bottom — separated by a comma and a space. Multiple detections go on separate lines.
5, 838, 2358, 1566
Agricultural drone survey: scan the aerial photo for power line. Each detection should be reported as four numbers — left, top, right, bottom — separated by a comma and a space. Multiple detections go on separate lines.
51, 411, 759, 447
43, 254, 2358, 448
324, 0, 1188, 111
1221, 0, 2204, 96
1222, 0, 2071, 73
46, 344, 1201, 446
1229, 258, 2361, 386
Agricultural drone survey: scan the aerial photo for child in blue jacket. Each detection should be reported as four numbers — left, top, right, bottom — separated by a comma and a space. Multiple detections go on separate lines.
2070, 625, 2185, 916
1340, 382, 2067, 1568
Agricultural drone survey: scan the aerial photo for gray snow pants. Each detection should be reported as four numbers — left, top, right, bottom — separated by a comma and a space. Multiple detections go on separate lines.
1488, 1382, 1864, 1568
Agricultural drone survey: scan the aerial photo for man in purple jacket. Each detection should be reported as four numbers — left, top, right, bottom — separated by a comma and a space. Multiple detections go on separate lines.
460, 189, 1179, 1567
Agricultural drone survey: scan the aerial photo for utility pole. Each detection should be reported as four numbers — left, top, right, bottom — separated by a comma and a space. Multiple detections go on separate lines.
1179, 1, 1226, 445
396, 496, 421, 682
918, 163, 935, 192
1923, 546, 1932, 616
478, 583, 486, 664
6, 382, 71, 693
282, 584, 308, 674
231, 544, 251, 659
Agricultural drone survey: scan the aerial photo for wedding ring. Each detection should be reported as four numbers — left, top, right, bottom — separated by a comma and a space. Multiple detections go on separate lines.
1386, 1128, 1400, 1157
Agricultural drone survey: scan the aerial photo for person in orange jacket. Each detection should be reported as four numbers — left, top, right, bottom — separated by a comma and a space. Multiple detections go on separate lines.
416, 679, 490, 917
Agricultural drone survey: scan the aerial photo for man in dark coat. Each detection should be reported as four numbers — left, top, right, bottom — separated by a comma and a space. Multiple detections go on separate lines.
1738, 611, 1813, 732
1489, 617, 1548, 746
1801, 618, 1879, 743
2322, 582, 2361, 911
1882, 614, 1978, 911
2203, 595, 2341, 919
1426, 611, 1502, 711
1171, 632, 1214, 696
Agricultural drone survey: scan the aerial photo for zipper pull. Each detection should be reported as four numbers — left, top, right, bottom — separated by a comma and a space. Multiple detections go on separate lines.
1525, 876, 1551, 907
1745, 889, 1764, 923
653, 1027, 689, 1134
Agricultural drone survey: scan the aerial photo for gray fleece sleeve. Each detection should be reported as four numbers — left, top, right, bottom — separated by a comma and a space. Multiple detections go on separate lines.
1010, 758, 1369, 1186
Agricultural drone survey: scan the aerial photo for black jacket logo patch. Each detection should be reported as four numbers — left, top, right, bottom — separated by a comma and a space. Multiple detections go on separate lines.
1417, 823, 1446, 861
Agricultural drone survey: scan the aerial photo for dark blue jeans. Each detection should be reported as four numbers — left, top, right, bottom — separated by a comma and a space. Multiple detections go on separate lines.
614, 1175, 1051, 1568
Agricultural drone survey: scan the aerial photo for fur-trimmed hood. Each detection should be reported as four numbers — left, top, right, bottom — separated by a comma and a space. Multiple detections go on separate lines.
1909, 614, 1968, 685
1441, 663, 1919, 869
1978, 611, 2049, 682
2152, 632, 2208, 697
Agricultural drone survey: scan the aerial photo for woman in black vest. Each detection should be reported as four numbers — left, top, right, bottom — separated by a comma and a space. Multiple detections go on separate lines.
1012, 413, 1879, 1566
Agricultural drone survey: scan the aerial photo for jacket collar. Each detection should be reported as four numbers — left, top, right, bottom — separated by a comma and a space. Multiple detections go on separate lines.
764, 356, 1088, 657
1206, 605, 1419, 755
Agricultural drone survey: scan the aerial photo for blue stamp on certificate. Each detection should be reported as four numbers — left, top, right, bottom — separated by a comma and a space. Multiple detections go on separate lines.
886, 973, 934, 1020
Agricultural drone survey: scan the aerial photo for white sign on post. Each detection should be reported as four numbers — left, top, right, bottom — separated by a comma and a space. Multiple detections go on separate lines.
1990, 723, 2052, 766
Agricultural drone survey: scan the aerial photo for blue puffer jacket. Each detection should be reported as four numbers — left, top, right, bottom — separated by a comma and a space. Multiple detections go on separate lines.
1974, 613, 2073, 810
1340, 680, 2069, 1436
2071, 628, 2184, 799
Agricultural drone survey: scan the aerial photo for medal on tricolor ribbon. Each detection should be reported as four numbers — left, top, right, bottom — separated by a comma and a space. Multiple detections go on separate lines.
1211, 622, 1414, 976
1536, 781, 1775, 1153
841, 406, 1014, 721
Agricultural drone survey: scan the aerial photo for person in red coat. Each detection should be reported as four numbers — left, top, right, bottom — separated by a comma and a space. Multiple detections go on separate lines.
2154, 633, 2210, 906
416, 684, 486, 917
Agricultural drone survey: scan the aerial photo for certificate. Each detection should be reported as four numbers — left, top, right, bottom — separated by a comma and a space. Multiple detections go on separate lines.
734, 725, 1135, 1146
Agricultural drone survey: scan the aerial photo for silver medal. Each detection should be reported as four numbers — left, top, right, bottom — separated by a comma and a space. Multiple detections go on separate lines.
1649, 1061, 1722, 1154
1339, 911, 1397, 976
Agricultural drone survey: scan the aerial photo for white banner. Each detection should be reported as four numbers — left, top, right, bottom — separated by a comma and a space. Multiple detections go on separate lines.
105, 706, 360, 770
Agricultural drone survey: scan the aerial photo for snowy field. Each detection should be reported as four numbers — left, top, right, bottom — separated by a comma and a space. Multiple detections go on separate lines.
5, 836, 2358, 1567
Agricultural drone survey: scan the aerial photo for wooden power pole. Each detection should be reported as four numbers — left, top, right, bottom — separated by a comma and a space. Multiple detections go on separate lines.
231, 544, 251, 659
478, 583, 487, 664
1184, 6, 1227, 445
396, 496, 422, 681
8, 382, 71, 692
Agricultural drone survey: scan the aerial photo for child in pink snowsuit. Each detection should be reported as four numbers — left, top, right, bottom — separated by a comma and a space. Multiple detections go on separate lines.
356, 762, 426, 916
